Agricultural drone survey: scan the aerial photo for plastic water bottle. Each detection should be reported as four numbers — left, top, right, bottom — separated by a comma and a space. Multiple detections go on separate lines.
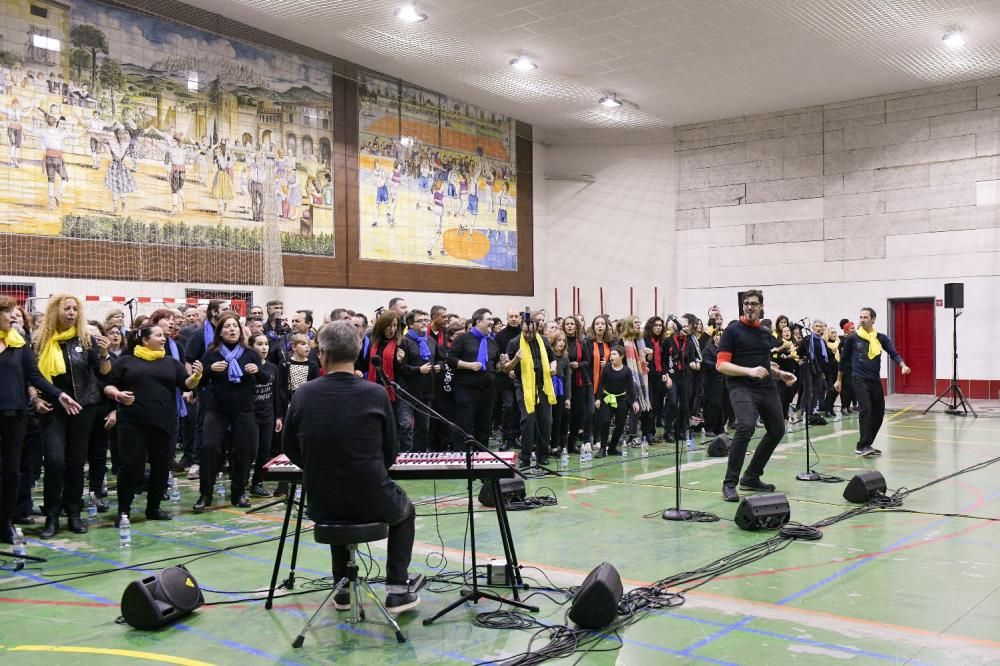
294, 485, 302, 502
530, 451, 537, 468
686, 432, 696, 452
86, 492, 98, 524
215, 473, 226, 500
167, 471, 174, 489
170, 480, 181, 504
641, 436, 649, 458
12, 528, 26, 570
119, 514, 131, 549
560, 448, 569, 470
620, 445, 628, 461
581, 442, 592, 467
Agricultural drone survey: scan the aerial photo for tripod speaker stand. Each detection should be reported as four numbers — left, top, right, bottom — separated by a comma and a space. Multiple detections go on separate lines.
923, 306, 976, 417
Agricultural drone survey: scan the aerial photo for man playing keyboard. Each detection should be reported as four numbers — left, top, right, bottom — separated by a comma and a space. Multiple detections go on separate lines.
283, 321, 419, 614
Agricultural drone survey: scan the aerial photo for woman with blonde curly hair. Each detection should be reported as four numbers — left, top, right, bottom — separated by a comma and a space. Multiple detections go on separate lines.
34, 295, 111, 538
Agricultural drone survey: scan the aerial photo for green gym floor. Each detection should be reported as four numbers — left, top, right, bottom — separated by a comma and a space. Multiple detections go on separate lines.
3, 398, 1000, 666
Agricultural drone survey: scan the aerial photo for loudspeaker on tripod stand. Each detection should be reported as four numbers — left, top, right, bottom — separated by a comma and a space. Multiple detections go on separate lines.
944, 283, 964, 309
120, 566, 204, 629
568, 562, 623, 629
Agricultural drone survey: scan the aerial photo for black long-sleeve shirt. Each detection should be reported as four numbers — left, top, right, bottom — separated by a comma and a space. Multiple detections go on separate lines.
399, 333, 439, 398
565, 335, 592, 387
596, 364, 636, 407
253, 359, 284, 424
106, 355, 189, 433
447, 331, 499, 389
0, 344, 62, 411
717, 320, 779, 389
200, 345, 266, 414
663, 334, 699, 376
840, 331, 904, 382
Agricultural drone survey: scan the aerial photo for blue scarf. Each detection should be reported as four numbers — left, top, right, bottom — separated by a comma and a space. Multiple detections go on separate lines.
167, 337, 187, 418
361, 334, 370, 360
202, 320, 214, 350
552, 375, 565, 398
469, 327, 493, 371
221, 343, 245, 384
407, 328, 431, 361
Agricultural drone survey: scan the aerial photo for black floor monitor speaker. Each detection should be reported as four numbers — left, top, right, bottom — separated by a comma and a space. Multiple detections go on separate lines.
843, 471, 887, 503
734, 493, 790, 531
944, 283, 964, 309
120, 566, 204, 629
568, 562, 623, 629
707, 433, 731, 457
478, 478, 526, 507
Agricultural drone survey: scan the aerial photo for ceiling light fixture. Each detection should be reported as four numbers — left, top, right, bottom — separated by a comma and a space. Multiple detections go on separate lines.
509, 55, 537, 71
395, 4, 427, 23
942, 31, 966, 49
599, 94, 623, 108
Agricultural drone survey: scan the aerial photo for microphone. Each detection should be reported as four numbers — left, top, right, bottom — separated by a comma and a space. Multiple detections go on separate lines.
369, 354, 391, 386
123, 298, 136, 306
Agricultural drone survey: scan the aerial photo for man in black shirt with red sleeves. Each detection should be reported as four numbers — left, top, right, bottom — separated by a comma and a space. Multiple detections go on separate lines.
716, 290, 797, 502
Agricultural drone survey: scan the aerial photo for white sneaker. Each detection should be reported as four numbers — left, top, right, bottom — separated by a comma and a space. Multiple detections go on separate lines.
187, 464, 200, 480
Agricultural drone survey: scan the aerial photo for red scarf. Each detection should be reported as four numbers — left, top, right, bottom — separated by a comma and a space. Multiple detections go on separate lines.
591, 340, 609, 393
672, 334, 687, 373
652, 337, 663, 373
430, 326, 445, 348
367, 339, 397, 401
739, 316, 761, 328
572, 338, 583, 387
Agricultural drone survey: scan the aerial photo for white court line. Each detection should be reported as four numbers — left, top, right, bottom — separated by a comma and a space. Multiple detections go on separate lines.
633, 429, 858, 481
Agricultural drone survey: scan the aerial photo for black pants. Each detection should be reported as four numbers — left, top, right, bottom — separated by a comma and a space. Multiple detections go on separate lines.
598, 400, 628, 452
516, 386, 552, 463
724, 382, 785, 487
430, 391, 455, 451
330, 498, 415, 588
841, 371, 856, 410
662, 378, 679, 439
550, 401, 569, 452
568, 384, 593, 450
15, 414, 41, 519
666, 374, 691, 441
498, 380, 519, 445
454, 383, 495, 448
43, 406, 98, 518
179, 409, 195, 462
1, 413, 28, 531
199, 408, 257, 501
251, 419, 275, 486
648, 371, 666, 428
703, 386, 724, 435
116, 420, 173, 515
853, 378, 885, 451
87, 401, 113, 495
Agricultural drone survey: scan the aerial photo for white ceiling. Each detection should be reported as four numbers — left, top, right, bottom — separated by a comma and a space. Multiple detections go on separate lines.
188, 0, 1000, 137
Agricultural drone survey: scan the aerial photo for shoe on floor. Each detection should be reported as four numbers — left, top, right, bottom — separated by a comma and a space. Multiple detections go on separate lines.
722, 484, 739, 502
193, 495, 212, 513
232, 494, 251, 509
94, 498, 109, 513
145, 508, 173, 521
594, 447, 607, 458
67, 516, 88, 534
187, 464, 200, 480
333, 589, 351, 611
739, 477, 776, 492
870, 447, 883, 455
858, 446, 878, 457
385, 592, 420, 615
250, 483, 273, 498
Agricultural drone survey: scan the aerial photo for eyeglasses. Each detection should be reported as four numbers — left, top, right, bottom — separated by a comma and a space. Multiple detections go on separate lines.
742, 301, 761, 308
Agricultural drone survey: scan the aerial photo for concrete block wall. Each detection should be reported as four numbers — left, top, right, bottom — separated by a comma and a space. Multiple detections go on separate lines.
674, 76, 1000, 388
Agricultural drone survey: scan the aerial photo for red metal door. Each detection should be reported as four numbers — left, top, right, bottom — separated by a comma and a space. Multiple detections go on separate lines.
891, 299, 935, 394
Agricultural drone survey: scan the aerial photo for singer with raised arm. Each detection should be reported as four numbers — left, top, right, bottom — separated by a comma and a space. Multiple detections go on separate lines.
283, 321, 419, 615
715, 290, 797, 502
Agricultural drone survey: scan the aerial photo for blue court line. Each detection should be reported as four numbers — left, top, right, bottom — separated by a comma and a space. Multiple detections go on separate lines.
663, 610, 927, 664
676, 487, 1000, 659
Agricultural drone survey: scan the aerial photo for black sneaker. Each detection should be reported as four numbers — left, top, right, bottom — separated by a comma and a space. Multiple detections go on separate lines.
385, 592, 420, 615
249, 483, 272, 498
739, 477, 776, 492
858, 446, 878, 457
870, 447, 883, 456
722, 484, 739, 502
333, 589, 351, 611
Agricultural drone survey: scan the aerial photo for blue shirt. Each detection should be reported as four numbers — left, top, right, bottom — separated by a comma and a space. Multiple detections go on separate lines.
839, 331, 904, 381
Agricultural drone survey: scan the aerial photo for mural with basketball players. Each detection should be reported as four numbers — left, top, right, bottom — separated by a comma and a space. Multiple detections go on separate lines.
0, 0, 334, 255
358, 72, 518, 271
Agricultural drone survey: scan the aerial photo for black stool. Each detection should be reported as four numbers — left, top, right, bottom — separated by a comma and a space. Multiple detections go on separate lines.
292, 521, 405, 647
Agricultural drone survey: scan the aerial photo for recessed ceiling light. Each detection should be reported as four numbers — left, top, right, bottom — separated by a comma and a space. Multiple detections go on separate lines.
509, 55, 537, 71
599, 94, 622, 108
942, 31, 966, 49
395, 4, 427, 23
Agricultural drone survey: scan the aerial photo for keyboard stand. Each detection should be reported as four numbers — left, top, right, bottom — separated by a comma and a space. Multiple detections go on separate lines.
265, 482, 306, 610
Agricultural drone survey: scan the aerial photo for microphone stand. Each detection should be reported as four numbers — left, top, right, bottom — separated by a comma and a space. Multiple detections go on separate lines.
663, 350, 692, 521
796, 331, 821, 482
370, 362, 539, 625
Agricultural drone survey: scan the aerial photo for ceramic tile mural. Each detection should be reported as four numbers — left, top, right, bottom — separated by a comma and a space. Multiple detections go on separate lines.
358, 72, 517, 271
0, 0, 334, 257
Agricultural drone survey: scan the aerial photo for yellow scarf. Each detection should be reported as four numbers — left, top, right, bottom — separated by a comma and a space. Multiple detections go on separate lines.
38, 326, 77, 382
134, 346, 165, 361
0, 327, 26, 348
519, 333, 556, 415
856, 326, 882, 360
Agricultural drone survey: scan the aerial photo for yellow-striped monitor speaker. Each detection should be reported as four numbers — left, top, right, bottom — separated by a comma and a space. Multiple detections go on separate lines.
568, 562, 623, 629
120, 566, 204, 629
843, 471, 887, 504
734, 493, 790, 531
